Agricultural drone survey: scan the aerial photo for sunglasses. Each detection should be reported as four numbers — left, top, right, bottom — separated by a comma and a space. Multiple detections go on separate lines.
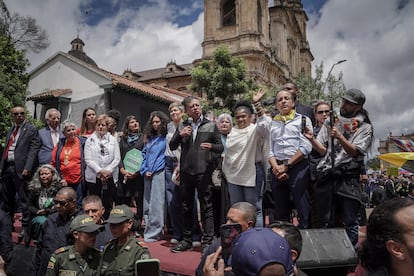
13, 112, 25, 116
317, 110, 330, 115
54, 199, 72, 206
100, 144, 106, 155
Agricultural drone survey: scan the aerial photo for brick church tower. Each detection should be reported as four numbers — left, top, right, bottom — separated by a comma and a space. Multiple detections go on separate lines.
202, 0, 313, 86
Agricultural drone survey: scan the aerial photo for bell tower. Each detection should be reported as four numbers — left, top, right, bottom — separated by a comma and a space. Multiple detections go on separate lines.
202, 0, 287, 85
200, 0, 313, 85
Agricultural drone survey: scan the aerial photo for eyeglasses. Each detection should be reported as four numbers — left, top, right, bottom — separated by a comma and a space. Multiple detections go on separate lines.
13, 112, 25, 116
54, 199, 72, 206
317, 110, 330, 115
284, 87, 294, 90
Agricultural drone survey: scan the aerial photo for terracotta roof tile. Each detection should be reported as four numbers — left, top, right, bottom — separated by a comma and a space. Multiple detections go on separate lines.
106, 71, 192, 103
27, 89, 72, 101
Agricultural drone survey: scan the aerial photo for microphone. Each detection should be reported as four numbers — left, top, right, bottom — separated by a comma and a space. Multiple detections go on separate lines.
187, 117, 193, 126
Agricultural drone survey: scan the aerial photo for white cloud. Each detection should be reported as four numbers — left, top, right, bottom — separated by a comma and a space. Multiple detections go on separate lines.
307, 0, 414, 148
4, 0, 204, 74
5, 0, 414, 150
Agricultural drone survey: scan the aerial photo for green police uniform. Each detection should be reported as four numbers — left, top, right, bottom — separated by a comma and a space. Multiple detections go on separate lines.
98, 237, 151, 276
45, 245, 101, 276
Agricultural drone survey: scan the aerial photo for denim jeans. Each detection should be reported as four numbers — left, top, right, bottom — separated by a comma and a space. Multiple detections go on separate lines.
255, 162, 265, 228
143, 170, 165, 242
332, 195, 360, 248
270, 159, 310, 229
228, 183, 257, 208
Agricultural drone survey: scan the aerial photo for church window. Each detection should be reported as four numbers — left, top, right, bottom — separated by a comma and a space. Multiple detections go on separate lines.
257, 0, 262, 33
222, 0, 236, 27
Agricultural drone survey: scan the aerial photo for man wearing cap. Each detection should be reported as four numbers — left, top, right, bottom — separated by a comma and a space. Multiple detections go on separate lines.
305, 88, 373, 249
82, 195, 113, 250
203, 228, 294, 276
99, 204, 150, 275
45, 214, 102, 276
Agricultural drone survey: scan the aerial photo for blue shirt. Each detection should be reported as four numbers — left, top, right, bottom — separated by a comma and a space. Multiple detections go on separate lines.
268, 113, 312, 160
140, 136, 166, 175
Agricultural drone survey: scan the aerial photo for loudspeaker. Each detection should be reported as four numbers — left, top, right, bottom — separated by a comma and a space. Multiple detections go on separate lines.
296, 228, 357, 276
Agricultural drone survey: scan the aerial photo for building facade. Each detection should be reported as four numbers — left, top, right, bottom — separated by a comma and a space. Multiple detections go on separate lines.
124, 0, 313, 91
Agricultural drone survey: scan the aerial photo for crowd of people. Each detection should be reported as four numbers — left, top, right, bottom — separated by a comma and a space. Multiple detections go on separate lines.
1, 81, 412, 275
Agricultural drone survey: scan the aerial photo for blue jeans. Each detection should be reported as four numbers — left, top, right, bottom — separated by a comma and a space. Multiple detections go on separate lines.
143, 170, 165, 242
165, 157, 201, 241
270, 159, 310, 229
255, 162, 265, 228
331, 195, 360, 248
228, 183, 256, 208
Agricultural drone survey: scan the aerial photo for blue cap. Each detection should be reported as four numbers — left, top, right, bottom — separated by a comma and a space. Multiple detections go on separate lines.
231, 228, 294, 276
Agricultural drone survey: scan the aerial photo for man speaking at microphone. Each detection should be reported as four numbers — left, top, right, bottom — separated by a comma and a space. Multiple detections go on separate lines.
169, 96, 223, 253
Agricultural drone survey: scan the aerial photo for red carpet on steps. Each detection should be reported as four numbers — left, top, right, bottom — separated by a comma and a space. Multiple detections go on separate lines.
12, 213, 366, 276
12, 213, 201, 275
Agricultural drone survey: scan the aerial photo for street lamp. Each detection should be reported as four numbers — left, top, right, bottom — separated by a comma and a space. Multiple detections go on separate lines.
319, 59, 347, 99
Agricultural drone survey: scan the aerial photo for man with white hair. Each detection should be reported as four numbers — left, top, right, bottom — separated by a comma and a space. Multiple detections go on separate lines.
38, 108, 63, 165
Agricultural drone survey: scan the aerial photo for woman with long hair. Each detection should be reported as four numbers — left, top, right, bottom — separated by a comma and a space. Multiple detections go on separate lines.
118, 115, 145, 233
140, 111, 169, 242
76, 107, 96, 138
27, 164, 62, 244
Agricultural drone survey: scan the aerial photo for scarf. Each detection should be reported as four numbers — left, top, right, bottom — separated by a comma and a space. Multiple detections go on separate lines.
127, 133, 140, 145
274, 109, 295, 122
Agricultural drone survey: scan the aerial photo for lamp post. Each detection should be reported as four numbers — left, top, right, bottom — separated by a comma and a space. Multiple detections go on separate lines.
319, 59, 347, 99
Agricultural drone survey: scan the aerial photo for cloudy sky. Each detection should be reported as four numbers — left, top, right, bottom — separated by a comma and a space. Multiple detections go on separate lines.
4, 0, 414, 155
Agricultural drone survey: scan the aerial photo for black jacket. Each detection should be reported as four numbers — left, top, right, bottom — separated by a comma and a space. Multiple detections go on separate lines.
170, 118, 223, 176
32, 209, 81, 276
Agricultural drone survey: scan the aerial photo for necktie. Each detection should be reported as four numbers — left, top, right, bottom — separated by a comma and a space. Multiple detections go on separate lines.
3, 125, 20, 160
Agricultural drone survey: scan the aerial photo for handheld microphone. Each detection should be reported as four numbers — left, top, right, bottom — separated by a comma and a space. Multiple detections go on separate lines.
187, 117, 193, 126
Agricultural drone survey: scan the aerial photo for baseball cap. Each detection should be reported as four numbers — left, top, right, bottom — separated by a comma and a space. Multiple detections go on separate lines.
106, 204, 134, 224
70, 214, 104, 233
342, 89, 366, 105
231, 228, 294, 276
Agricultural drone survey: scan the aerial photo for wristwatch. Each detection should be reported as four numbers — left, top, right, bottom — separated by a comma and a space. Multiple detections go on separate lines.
283, 160, 292, 171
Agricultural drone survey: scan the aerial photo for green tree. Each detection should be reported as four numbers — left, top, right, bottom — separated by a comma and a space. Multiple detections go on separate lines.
293, 62, 346, 107
367, 157, 381, 171
190, 46, 257, 112
0, 34, 30, 148
1, 0, 49, 54
0, 1, 48, 149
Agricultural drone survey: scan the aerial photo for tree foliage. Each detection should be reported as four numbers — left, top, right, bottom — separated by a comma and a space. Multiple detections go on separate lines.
367, 157, 381, 171
0, 0, 49, 54
0, 34, 30, 148
293, 62, 346, 108
0, 1, 48, 148
190, 46, 257, 113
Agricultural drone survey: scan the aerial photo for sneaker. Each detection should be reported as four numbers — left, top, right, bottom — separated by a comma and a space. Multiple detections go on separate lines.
192, 241, 202, 248
170, 238, 179, 244
171, 241, 192, 253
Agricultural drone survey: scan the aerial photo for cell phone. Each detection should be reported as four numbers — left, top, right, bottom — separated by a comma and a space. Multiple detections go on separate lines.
301, 115, 307, 134
220, 223, 242, 266
135, 258, 160, 276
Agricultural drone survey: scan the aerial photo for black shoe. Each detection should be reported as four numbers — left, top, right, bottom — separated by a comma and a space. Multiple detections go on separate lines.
171, 241, 192, 253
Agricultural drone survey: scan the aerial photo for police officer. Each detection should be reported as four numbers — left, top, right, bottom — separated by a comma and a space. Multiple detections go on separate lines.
45, 214, 103, 276
99, 204, 151, 275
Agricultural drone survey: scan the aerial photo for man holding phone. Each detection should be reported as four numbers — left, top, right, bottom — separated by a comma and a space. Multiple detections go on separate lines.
195, 202, 257, 276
